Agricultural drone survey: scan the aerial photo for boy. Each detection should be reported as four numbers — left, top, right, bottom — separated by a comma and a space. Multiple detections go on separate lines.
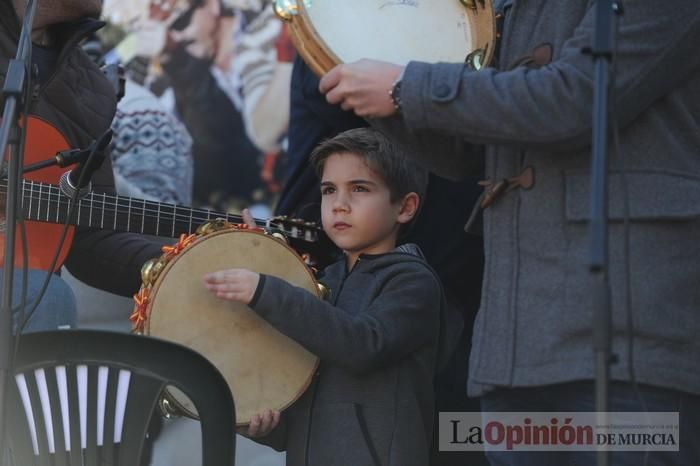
203, 128, 446, 466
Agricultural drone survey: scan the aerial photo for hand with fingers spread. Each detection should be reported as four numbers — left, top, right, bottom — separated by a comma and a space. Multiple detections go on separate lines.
238, 410, 281, 438
319, 59, 404, 118
203, 268, 260, 304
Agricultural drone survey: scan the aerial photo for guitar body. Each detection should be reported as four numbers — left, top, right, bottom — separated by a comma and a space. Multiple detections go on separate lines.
1, 117, 74, 271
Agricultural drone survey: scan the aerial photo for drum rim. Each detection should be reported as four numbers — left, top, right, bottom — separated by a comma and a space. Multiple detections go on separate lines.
142, 228, 321, 425
288, 0, 497, 76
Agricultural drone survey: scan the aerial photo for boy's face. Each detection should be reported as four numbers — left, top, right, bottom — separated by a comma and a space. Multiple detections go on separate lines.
320, 152, 417, 265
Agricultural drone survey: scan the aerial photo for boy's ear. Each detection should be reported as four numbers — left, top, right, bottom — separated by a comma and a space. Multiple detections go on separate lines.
397, 192, 420, 225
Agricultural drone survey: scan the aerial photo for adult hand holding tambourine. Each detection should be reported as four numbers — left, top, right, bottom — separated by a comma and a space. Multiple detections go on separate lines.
275, 0, 495, 117
275, 0, 495, 75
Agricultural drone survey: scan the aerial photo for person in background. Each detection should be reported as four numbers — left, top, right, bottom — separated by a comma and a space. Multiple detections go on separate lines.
226, 1, 293, 155
82, 33, 195, 206
107, 0, 266, 210
110, 77, 194, 205
223, 1, 296, 197
156, 0, 265, 211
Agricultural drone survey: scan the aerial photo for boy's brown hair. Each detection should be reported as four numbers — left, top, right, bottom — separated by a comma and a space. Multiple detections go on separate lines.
310, 128, 428, 205
310, 128, 428, 236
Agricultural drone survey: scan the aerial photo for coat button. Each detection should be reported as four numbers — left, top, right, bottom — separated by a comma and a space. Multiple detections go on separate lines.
434, 83, 451, 98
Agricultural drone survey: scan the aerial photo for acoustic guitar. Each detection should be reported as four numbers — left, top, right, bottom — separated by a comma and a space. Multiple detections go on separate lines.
1, 116, 320, 271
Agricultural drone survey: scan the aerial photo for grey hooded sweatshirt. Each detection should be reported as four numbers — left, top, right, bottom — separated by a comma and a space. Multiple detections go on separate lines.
248, 244, 447, 466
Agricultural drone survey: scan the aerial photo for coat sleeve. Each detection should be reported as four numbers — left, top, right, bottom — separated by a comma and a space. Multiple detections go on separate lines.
64, 230, 168, 297
249, 269, 442, 375
63, 153, 171, 297
378, 1, 700, 157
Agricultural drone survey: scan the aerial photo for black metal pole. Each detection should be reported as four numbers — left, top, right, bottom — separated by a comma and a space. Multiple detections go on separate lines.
0, 0, 39, 460
586, 2, 622, 466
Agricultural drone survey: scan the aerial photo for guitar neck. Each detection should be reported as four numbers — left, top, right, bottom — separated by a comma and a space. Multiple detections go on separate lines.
18, 179, 256, 238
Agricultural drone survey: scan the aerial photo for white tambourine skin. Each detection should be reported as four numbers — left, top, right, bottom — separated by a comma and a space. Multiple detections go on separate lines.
304, 0, 475, 66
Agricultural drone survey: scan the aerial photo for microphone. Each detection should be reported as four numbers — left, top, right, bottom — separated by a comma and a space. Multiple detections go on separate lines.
54, 145, 99, 168
59, 130, 112, 199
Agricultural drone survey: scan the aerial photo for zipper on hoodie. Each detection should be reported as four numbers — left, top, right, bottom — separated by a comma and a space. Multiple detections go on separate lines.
304, 258, 355, 466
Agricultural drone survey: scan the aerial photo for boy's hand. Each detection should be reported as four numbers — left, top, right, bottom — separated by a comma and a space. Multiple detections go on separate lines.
203, 269, 260, 304
238, 410, 281, 438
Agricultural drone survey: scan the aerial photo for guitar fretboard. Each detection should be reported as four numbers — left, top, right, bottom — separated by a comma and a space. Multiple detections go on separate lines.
15, 179, 256, 238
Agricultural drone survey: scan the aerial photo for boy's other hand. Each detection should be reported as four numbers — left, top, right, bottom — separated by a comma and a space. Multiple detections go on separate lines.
203, 268, 260, 304
240, 410, 281, 438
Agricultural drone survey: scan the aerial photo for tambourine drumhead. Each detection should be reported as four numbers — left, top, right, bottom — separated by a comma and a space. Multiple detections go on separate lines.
287, 0, 496, 76
144, 229, 319, 425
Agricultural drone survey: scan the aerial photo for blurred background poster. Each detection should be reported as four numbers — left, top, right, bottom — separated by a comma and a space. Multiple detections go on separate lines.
99, 0, 294, 217
76, 4, 294, 462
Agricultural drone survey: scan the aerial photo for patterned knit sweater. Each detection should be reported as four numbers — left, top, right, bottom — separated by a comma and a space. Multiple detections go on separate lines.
111, 79, 193, 205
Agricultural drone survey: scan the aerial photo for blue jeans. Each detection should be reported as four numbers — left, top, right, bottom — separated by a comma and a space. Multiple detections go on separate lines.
0, 269, 78, 334
481, 381, 700, 466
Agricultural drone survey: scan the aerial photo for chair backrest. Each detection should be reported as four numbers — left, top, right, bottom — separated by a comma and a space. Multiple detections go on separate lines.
7, 330, 236, 466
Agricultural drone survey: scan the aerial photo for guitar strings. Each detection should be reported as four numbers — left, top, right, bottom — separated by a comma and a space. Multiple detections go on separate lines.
14, 183, 249, 224
9, 181, 249, 224
4, 180, 316, 236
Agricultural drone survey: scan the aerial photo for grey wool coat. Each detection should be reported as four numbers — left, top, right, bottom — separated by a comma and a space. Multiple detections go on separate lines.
373, 0, 700, 397
248, 244, 447, 466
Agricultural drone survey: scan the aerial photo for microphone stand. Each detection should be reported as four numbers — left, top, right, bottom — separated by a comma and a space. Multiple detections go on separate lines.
0, 0, 39, 459
584, 2, 622, 466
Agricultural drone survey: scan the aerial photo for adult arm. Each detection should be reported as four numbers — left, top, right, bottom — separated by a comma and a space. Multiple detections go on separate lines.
161, 47, 246, 151
64, 230, 168, 297
341, 1, 699, 177
399, 1, 700, 149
